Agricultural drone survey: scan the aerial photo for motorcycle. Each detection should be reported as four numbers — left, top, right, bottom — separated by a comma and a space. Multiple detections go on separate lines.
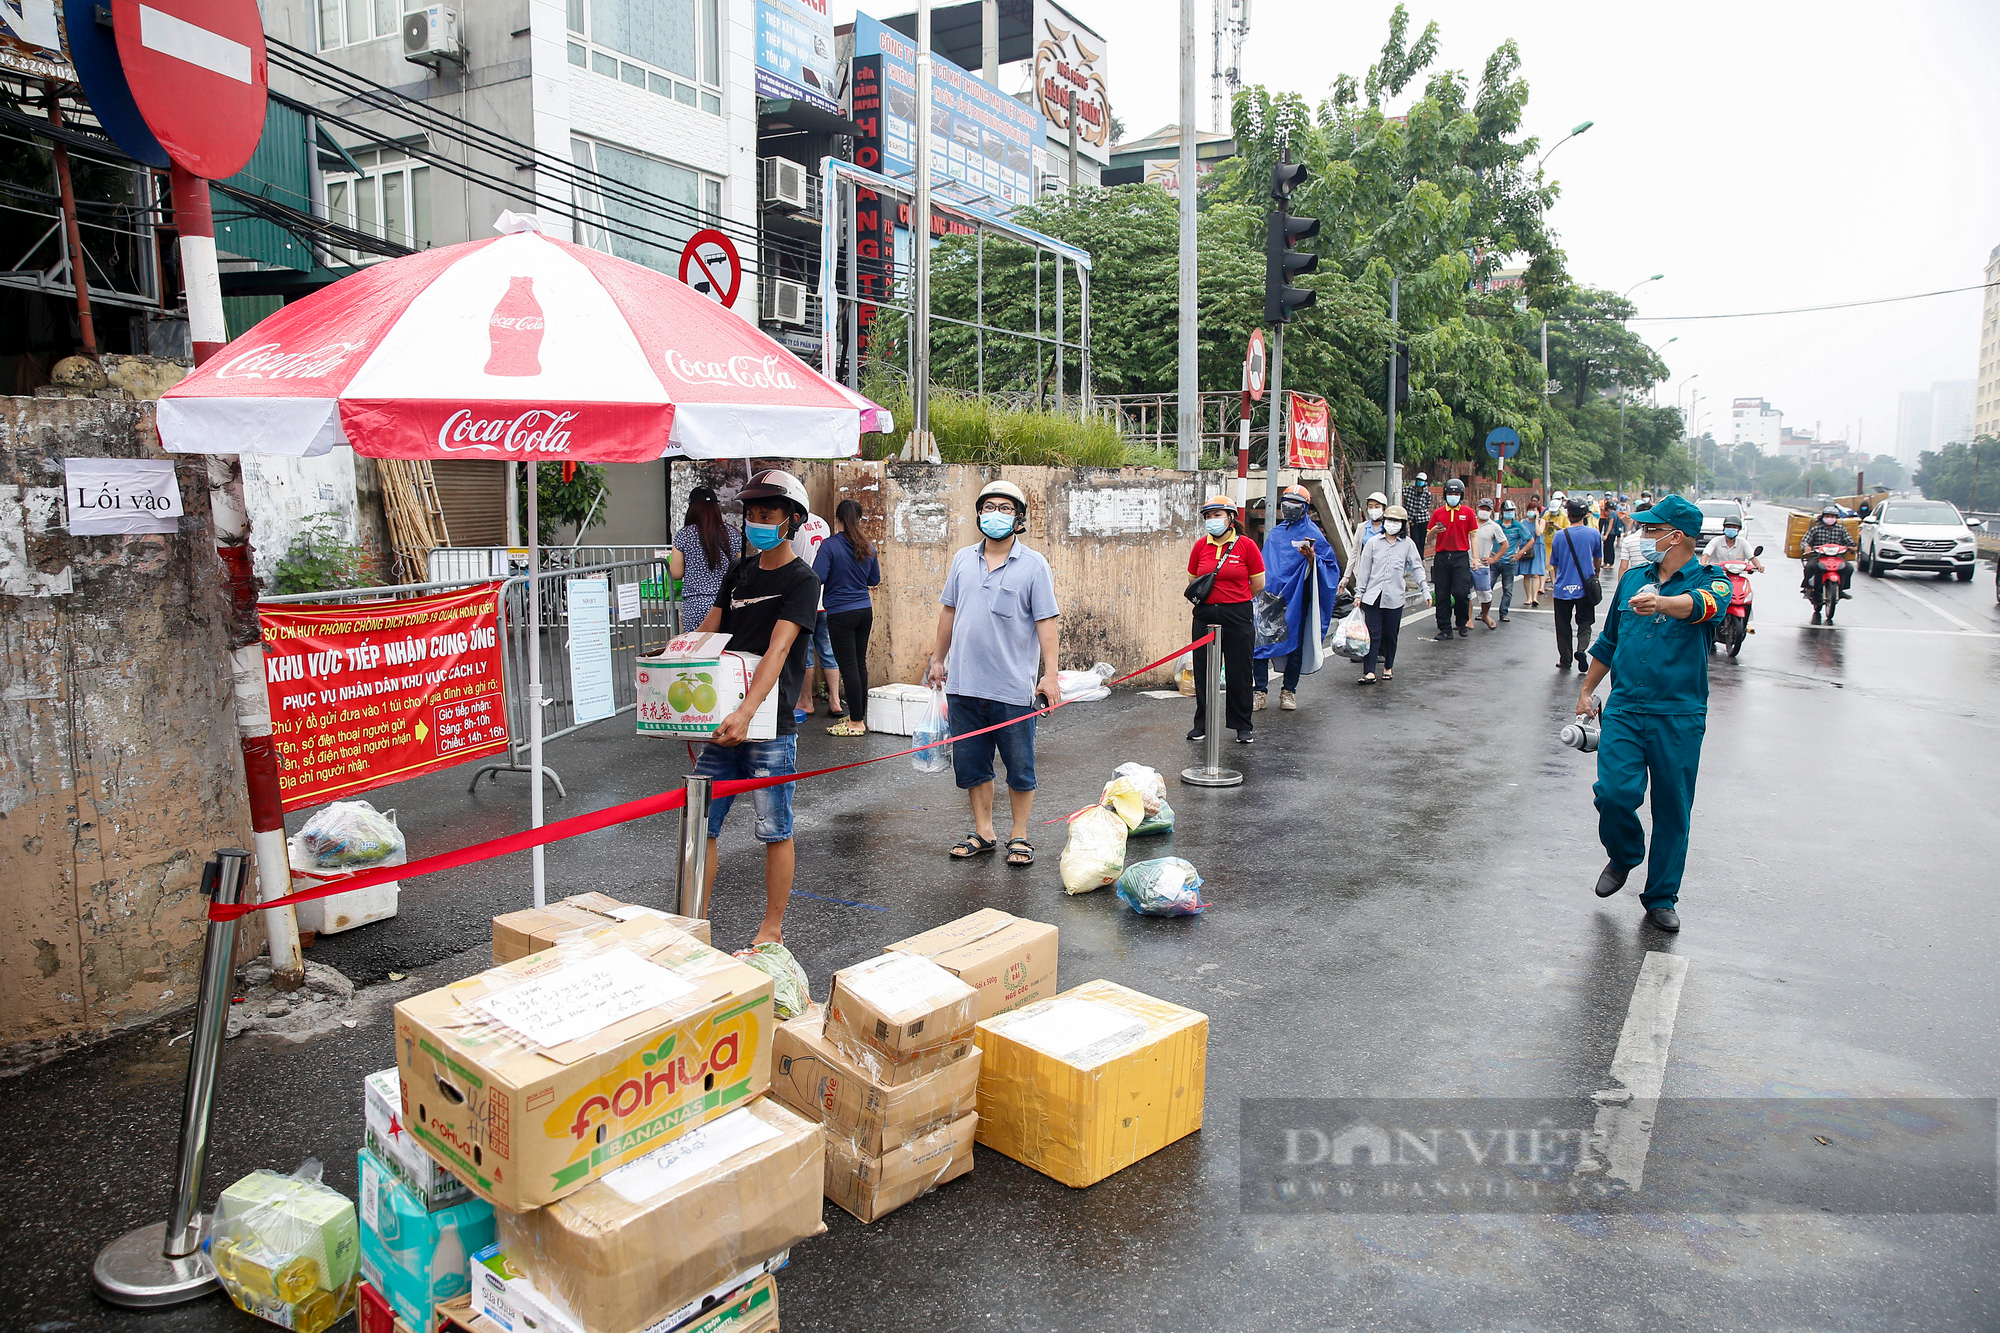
1807, 542, 1849, 624
1715, 545, 1763, 657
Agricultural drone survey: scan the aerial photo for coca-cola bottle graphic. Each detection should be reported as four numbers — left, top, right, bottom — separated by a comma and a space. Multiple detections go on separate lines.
484, 275, 545, 376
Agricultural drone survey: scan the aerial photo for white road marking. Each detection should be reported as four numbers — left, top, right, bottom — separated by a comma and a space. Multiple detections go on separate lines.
1878, 578, 1982, 632
1575, 950, 1688, 1193
139, 5, 252, 83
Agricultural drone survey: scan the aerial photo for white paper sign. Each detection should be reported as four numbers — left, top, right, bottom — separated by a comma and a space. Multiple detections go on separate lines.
998, 999, 1148, 1065
601, 1107, 782, 1204
616, 581, 642, 623
567, 577, 616, 724
840, 952, 969, 1016
63, 457, 183, 535
473, 949, 696, 1048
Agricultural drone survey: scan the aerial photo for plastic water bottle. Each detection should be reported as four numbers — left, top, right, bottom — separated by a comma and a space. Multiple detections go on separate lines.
430, 1215, 468, 1302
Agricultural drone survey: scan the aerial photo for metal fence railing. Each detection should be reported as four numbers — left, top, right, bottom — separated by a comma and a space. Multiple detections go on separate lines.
426, 545, 670, 583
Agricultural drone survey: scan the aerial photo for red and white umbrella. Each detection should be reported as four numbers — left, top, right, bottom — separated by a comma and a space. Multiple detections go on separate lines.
158, 213, 887, 460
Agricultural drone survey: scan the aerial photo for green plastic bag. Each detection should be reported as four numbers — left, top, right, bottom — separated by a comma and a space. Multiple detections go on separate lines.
1114, 857, 1208, 916
1131, 797, 1176, 837
737, 941, 811, 1020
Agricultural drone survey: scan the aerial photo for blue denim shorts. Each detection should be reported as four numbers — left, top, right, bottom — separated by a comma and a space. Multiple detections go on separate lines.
947, 694, 1038, 792
803, 610, 837, 669
693, 734, 797, 842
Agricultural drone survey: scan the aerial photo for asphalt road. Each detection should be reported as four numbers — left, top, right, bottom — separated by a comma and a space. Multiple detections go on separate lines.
10, 502, 1997, 1332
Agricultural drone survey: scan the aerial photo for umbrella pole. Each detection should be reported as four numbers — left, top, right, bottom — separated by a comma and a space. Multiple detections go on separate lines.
528, 461, 545, 907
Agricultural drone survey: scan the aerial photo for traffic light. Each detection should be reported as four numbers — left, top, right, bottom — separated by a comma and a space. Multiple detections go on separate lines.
1271, 162, 1310, 202
1393, 342, 1410, 406
1265, 163, 1319, 324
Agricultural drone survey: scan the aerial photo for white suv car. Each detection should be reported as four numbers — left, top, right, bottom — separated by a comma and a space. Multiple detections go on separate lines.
1859, 500, 1978, 581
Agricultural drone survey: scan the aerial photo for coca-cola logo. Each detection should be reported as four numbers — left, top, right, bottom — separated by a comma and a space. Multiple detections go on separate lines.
490, 316, 546, 331
663, 350, 800, 392
213, 341, 365, 381
436, 408, 580, 455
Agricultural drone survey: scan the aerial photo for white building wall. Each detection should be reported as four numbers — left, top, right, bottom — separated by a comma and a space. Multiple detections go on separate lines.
527, 0, 578, 241
243, 450, 362, 583
1928, 379, 1974, 452
1978, 245, 2000, 443
1728, 400, 1782, 453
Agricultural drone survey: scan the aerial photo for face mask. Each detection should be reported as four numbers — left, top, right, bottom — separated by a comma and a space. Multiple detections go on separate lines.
979, 511, 1016, 540
1446, 493, 1464, 507
1205, 517, 1230, 537
1641, 535, 1673, 565
1366, 506, 1384, 521
745, 520, 786, 551
1723, 530, 1741, 543
1384, 520, 1404, 535
1282, 503, 1307, 522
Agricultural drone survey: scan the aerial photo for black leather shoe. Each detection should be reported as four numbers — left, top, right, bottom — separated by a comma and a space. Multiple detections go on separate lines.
1594, 862, 1630, 898
1644, 906, 1681, 932
1574, 651, 1589, 672
1186, 727, 1205, 742
1433, 632, 1454, 642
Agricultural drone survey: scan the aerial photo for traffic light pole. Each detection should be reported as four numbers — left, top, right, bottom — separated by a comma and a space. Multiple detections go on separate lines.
1265, 324, 1284, 522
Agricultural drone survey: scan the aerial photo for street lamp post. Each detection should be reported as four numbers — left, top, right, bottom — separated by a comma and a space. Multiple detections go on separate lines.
1536, 120, 1595, 175
1615, 275, 1663, 484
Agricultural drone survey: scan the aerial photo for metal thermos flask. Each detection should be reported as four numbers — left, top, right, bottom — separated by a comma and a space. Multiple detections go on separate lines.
1560, 716, 1600, 753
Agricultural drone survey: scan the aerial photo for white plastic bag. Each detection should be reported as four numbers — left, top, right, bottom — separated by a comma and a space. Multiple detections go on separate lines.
910, 686, 951, 774
1111, 762, 1167, 815
1336, 607, 1370, 661
1059, 805, 1128, 894
296, 800, 404, 868
1056, 662, 1116, 703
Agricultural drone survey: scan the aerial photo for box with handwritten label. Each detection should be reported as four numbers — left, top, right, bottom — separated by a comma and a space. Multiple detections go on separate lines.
392, 917, 774, 1212
493, 893, 710, 964
823, 953, 978, 1086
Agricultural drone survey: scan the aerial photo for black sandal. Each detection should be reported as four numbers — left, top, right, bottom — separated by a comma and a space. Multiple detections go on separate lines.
1004, 837, 1035, 867
950, 833, 996, 859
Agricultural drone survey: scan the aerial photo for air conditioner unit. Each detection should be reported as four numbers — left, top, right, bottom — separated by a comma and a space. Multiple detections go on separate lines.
403, 6, 464, 65
761, 157, 807, 212
761, 277, 807, 326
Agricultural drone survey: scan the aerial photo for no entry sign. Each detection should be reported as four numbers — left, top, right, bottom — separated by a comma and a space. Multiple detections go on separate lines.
112, 0, 268, 179
679, 228, 743, 308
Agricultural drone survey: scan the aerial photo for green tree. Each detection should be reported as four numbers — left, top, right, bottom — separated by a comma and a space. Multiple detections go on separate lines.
514, 464, 609, 543
1914, 438, 1998, 510
1864, 453, 1906, 491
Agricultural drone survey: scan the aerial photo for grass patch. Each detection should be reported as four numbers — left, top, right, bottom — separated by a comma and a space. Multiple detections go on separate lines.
860, 382, 1156, 468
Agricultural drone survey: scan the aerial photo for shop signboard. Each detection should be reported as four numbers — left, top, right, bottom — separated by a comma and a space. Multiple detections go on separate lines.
755, 0, 836, 113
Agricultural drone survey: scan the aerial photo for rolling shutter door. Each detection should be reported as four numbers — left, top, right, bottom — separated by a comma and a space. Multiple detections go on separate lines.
430, 461, 509, 546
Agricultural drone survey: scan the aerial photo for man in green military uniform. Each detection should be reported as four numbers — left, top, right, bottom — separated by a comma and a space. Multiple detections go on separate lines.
1575, 494, 1733, 932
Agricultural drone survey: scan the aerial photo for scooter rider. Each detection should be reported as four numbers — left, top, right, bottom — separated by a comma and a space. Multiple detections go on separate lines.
1702, 516, 1763, 571
1798, 504, 1854, 618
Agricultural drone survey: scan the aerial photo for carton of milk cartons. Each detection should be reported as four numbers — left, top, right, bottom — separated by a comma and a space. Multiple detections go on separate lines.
636, 632, 777, 742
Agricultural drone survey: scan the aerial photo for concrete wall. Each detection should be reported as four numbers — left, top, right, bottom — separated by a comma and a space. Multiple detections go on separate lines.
0, 397, 261, 1056
671, 460, 1223, 687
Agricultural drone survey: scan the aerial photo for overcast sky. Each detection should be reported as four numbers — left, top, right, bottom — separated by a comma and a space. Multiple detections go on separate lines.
848, 0, 2000, 455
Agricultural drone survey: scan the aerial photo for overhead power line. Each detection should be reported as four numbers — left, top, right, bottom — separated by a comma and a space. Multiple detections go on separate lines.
1622, 280, 2000, 323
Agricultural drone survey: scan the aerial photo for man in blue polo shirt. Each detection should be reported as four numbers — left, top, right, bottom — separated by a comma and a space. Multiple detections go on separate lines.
1575, 494, 1734, 933
929, 479, 1062, 869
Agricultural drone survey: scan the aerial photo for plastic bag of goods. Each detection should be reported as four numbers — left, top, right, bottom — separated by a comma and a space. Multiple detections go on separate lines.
910, 686, 951, 774
1253, 590, 1288, 648
1109, 762, 1166, 815
1056, 662, 1116, 703
1098, 776, 1148, 830
1131, 797, 1176, 838
1334, 608, 1370, 661
296, 800, 404, 868
737, 941, 812, 1021
1059, 804, 1129, 895
210, 1158, 359, 1332
1114, 857, 1209, 917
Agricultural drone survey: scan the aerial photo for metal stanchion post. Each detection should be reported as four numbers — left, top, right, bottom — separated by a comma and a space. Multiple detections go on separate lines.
93, 849, 248, 1307
1181, 635, 1243, 788
675, 776, 713, 920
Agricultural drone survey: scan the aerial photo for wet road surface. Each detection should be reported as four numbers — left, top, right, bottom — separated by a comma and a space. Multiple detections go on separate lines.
9, 504, 1998, 1331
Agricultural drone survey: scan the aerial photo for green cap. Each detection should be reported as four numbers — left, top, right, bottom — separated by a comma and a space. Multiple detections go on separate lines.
1632, 494, 1703, 539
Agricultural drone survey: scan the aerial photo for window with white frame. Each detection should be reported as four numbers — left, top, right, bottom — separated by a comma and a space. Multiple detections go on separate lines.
570, 136, 721, 275
565, 0, 723, 116
318, 0, 426, 50
325, 148, 433, 263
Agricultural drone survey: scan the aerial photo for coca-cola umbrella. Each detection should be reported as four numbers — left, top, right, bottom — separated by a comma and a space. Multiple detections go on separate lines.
159, 213, 887, 902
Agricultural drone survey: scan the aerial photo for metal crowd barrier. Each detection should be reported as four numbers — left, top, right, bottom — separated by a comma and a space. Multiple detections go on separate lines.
426, 545, 666, 583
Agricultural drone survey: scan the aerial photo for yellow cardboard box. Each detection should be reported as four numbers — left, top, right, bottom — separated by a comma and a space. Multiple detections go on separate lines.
973, 979, 1208, 1188
770, 1007, 981, 1156
884, 909, 1057, 1021
493, 893, 709, 964
824, 953, 978, 1085
498, 1099, 821, 1333
394, 918, 773, 1212
823, 1112, 976, 1224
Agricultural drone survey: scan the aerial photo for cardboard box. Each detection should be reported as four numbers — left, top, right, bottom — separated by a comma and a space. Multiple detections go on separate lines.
498, 1098, 822, 1333
824, 952, 978, 1084
861, 683, 933, 736
770, 1008, 981, 1156
973, 979, 1208, 1188
357, 1281, 396, 1333
823, 1112, 977, 1224
365, 1069, 475, 1212
885, 909, 1058, 1021
358, 1148, 495, 1333
393, 918, 774, 1212
636, 633, 776, 742
493, 894, 710, 965
471, 1247, 784, 1333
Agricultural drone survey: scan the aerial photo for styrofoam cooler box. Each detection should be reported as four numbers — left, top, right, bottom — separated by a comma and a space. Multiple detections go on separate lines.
866, 684, 935, 736
289, 836, 399, 934
636, 632, 778, 742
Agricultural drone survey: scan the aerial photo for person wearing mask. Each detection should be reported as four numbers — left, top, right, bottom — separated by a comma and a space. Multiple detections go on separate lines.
1550, 498, 1604, 672
1402, 472, 1435, 558
1187, 494, 1266, 743
1702, 515, 1762, 570
815, 499, 883, 737
931, 480, 1062, 867
1612, 502, 1648, 582
1470, 498, 1512, 630
1339, 492, 1389, 601
692, 469, 821, 947
1348, 504, 1429, 683
1798, 504, 1856, 622
670, 485, 741, 634
1520, 497, 1550, 607
1254, 484, 1341, 711
1497, 499, 1531, 621
1577, 495, 1735, 933
791, 507, 839, 724
1428, 478, 1477, 640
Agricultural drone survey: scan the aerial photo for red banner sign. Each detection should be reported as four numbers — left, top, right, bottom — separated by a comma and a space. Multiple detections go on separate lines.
261, 584, 510, 812
1288, 392, 1331, 470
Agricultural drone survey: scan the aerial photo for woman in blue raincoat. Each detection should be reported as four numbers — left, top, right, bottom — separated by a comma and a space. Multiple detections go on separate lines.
1253, 485, 1343, 711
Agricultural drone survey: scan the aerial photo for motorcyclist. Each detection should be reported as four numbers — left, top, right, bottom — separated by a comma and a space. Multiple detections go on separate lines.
1702, 516, 1763, 571
1799, 503, 1855, 621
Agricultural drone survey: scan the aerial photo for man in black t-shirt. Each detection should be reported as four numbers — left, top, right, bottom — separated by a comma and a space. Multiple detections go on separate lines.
692, 469, 820, 947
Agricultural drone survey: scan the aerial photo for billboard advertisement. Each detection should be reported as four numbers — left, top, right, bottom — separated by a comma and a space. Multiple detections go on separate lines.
1032, 0, 1109, 165
1288, 393, 1333, 471
755, 0, 837, 113
853, 9, 1043, 210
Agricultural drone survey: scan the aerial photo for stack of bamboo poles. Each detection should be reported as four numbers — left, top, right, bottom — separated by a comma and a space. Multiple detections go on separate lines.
377, 459, 450, 583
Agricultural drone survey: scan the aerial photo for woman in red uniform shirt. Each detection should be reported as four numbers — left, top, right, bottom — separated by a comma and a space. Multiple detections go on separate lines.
1186, 494, 1267, 744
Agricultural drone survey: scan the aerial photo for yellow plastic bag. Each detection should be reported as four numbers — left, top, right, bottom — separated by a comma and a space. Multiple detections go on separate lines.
1098, 777, 1147, 830
1059, 805, 1129, 894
